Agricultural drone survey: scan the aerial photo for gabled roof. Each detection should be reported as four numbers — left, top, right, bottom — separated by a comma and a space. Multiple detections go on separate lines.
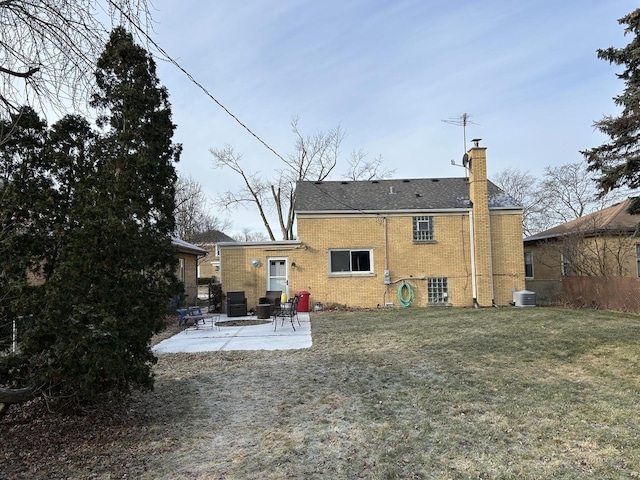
295, 177, 519, 213
524, 198, 640, 242
187, 229, 235, 244
172, 237, 208, 256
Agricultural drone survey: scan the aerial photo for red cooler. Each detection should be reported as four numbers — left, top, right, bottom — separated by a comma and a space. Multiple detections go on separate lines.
295, 290, 311, 312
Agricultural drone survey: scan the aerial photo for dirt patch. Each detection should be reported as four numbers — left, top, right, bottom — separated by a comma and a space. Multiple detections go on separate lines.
215, 319, 271, 327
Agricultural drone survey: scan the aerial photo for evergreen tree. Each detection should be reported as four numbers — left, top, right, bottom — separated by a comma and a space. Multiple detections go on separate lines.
0, 28, 181, 409
583, 8, 640, 213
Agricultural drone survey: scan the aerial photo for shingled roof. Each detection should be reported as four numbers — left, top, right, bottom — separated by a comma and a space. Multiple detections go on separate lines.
295, 178, 519, 213
524, 198, 640, 242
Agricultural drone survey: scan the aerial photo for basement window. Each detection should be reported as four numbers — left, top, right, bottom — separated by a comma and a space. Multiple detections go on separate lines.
329, 249, 373, 274
413, 216, 434, 242
428, 277, 448, 304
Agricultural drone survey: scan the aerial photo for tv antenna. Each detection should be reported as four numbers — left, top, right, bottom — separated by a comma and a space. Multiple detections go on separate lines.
442, 113, 479, 153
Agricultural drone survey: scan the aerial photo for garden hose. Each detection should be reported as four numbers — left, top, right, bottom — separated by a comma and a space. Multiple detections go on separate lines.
398, 281, 413, 308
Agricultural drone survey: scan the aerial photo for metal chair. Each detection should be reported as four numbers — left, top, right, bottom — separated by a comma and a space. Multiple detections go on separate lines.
274, 294, 301, 331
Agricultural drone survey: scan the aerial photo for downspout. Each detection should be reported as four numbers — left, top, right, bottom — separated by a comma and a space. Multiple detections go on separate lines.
469, 209, 479, 308
384, 216, 389, 272
383, 216, 390, 306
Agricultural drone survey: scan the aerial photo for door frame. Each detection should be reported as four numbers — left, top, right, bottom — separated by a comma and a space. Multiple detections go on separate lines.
267, 257, 289, 298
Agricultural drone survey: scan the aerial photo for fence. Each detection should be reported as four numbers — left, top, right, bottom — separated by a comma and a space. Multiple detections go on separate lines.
561, 276, 640, 312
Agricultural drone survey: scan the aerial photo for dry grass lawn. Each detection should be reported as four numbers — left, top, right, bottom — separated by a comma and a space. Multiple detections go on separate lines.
3, 307, 640, 479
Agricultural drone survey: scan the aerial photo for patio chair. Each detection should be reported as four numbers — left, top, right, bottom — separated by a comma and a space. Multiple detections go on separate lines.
260, 290, 282, 315
226, 291, 248, 317
274, 294, 301, 331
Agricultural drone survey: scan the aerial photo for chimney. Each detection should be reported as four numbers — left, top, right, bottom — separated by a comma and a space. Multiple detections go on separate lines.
468, 140, 494, 306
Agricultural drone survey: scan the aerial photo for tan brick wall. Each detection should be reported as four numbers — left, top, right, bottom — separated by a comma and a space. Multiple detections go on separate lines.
292, 210, 523, 308
468, 146, 494, 306
490, 213, 526, 304
196, 244, 220, 280
177, 253, 199, 304
220, 245, 301, 309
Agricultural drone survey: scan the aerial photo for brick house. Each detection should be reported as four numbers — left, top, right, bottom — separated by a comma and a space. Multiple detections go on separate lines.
523, 198, 640, 306
172, 237, 207, 304
219, 145, 525, 309
188, 229, 236, 282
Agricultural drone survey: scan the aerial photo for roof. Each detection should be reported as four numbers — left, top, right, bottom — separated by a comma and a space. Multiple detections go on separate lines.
172, 237, 208, 256
524, 198, 640, 242
294, 177, 520, 213
187, 229, 235, 244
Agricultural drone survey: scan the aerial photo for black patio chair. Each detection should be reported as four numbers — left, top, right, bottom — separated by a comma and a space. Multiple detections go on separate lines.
226, 291, 247, 317
260, 290, 282, 315
274, 294, 301, 331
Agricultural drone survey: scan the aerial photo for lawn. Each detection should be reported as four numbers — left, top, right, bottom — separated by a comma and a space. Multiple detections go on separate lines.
3, 307, 640, 479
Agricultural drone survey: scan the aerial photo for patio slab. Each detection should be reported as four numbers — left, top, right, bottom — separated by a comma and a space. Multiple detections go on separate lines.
152, 312, 312, 353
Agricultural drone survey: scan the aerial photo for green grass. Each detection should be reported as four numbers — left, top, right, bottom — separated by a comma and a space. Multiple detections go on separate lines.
5, 307, 640, 479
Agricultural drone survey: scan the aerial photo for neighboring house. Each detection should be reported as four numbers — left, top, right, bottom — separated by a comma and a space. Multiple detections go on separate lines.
219, 144, 526, 310
172, 237, 207, 304
188, 229, 235, 282
523, 198, 640, 307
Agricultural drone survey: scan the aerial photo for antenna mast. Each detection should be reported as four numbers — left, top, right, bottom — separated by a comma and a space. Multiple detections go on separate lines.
442, 113, 479, 152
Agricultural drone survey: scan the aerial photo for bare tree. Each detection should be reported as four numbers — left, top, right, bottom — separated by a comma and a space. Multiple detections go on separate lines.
539, 215, 637, 277
237, 228, 268, 242
0, 0, 153, 122
493, 162, 633, 236
174, 174, 231, 241
343, 149, 395, 181
211, 118, 348, 240
491, 167, 545, 236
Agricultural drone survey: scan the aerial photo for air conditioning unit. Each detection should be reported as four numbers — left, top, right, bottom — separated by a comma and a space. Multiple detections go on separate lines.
513, 290, 536, 307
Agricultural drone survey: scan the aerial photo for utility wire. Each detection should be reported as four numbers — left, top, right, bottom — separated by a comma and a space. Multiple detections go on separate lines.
109, 2, 287, 164
109, 4, 397, 219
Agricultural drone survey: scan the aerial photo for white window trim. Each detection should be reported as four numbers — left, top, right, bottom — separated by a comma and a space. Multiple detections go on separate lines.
328, 249, 374, 275
413, 215, 434, 242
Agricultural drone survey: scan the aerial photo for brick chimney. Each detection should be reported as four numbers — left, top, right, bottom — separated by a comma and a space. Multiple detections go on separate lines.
468, 140, 494, 306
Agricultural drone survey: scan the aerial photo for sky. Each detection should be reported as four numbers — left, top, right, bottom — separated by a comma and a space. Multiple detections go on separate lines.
147, 0, 636, 238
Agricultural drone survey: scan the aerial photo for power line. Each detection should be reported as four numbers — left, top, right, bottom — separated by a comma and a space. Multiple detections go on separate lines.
109, 2, 288, 164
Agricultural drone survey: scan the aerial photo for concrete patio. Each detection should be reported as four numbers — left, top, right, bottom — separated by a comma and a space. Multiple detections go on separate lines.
152, 311, 312, 353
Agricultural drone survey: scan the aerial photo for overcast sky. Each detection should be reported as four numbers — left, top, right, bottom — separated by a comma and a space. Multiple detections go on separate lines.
149, 0, 635, 238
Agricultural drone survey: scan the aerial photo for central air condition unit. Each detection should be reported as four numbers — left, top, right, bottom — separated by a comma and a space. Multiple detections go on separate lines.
513, 290, 536, 307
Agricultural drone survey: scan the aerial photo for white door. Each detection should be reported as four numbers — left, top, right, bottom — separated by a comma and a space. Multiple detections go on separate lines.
268, 258, 288, 297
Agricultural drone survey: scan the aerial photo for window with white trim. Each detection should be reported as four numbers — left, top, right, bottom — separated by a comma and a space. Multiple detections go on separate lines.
524, 252, 533, 278
428, 277, 448, 303
178, 257, 185, 283
413, 216, 434, 241
329, 249, 373, 274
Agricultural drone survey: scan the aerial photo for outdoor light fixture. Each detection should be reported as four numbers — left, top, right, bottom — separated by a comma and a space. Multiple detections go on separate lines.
251, 258, 261, 268
291, 262, 297, 269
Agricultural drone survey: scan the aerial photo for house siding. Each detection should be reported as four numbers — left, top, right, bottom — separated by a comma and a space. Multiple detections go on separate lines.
293, 210, 524, 308
220, 243, 301, 309
219, 145, 524, 310
176, 252, 199, 303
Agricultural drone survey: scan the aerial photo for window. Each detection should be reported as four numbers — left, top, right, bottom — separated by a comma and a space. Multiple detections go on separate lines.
524, 252, 533, 278
561, 253, 571, 276
178, 257, 185, 283
428, 277, 448, 303
413, 216, 434, 241
329, 249, 372, 274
